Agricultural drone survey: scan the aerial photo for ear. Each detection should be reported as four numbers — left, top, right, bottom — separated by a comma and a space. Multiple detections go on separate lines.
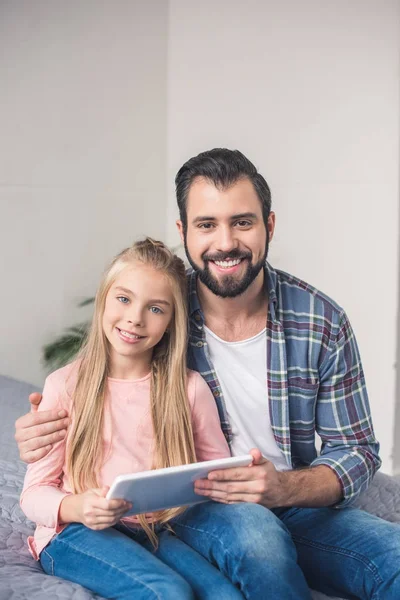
176, 220, 184, 243
267, 212, 276, 243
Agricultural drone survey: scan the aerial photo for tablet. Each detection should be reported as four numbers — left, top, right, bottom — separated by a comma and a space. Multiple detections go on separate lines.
106, 454, 253, 515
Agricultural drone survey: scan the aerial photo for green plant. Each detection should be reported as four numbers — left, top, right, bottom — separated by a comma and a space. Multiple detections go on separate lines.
42, 299, 94, 372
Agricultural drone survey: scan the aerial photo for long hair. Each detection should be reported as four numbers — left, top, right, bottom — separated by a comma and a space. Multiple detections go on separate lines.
66, 238, 196, 544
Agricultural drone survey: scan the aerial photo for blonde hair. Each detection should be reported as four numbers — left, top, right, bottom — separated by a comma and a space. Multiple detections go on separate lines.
66, 238, 196, 544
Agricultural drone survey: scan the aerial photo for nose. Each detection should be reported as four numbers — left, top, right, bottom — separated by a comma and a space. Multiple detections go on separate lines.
215, 225, 238, 253
127, 306, 144, 327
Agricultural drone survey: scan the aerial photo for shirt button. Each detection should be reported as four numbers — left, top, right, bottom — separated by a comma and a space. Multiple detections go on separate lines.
196, 341, 204, 348
195, 314, 201, 321
213, 389, 220, 397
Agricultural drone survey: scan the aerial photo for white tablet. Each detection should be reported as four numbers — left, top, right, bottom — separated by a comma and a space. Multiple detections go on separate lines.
106, 454, 253, 515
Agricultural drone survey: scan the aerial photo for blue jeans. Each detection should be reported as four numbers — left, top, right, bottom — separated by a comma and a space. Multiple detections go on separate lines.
40, 518, 243, 599
273, 505, 400, 599
40, 501, 310, 599
172, 502, 400, 600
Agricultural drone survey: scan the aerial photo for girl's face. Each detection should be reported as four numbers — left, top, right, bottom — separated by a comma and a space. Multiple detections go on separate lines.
102, 262, 174, 374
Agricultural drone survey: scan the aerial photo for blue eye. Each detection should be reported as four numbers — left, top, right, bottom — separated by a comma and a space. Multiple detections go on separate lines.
117, 296, 129, 304
150, 306, 162, 314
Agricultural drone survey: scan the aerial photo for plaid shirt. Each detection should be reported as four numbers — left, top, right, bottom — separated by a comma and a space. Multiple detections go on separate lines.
186, 263, 381, 507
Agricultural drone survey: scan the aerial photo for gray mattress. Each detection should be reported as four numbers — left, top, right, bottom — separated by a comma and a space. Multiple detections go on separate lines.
1, 374, 399, 600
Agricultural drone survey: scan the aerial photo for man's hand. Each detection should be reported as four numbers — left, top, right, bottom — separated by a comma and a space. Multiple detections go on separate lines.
194, 448, 285, 507
15, 393, 69, 464
60, 487, 132, 530
194, 448, 342, 508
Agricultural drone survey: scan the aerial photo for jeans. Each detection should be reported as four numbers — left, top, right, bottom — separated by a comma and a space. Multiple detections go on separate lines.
172, 502, 311, 599
40, 501, 400, 600
40, 518, 243, 600
274, 505, 400, 599
172, 502, 400, 600
40, 501, 310, 599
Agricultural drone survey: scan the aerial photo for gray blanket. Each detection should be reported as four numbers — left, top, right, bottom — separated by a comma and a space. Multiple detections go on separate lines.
1, 374, 399, 600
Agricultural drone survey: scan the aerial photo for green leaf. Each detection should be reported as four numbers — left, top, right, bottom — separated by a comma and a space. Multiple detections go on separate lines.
78, 297, 95, 307
42, 323, 89, 372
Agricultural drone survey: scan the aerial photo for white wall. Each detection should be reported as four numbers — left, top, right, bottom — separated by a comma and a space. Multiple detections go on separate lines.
166, 0, 400, 473
0, 0, 168, 386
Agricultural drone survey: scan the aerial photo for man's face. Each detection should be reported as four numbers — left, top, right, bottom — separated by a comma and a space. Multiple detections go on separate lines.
177, 177, 275, 298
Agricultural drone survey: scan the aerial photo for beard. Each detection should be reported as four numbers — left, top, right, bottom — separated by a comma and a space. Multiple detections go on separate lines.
184, 236, 269, 299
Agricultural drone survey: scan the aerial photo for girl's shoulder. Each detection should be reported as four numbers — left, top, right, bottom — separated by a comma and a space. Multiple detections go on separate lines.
45, 360, 81, 400
186, 369, 211, 407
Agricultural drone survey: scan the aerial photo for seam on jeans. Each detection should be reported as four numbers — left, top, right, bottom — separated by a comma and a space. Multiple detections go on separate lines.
171, 521, 241, 582
292, 534, 384, 591
41, 549, 54, 576
53, 536, 162, 599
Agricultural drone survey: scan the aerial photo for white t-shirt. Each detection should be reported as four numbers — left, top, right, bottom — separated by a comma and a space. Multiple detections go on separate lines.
204, 326, 290, 471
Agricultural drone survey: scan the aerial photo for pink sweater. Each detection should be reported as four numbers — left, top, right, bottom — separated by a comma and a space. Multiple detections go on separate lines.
20, 362, 230, 560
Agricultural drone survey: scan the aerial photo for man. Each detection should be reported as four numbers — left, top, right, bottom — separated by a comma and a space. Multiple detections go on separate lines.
16, 149, 400, 598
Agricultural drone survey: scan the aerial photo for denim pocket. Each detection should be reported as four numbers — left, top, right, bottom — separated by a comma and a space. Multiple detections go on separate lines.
40, 548, 55, 576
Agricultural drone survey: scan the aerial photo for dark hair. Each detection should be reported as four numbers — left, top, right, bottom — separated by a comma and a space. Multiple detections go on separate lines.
175, 148, 271, 231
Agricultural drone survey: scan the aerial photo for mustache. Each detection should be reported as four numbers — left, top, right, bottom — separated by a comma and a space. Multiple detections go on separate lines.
202, 249, 252, 262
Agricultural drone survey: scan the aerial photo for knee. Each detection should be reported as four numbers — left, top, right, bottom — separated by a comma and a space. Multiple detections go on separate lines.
161, 575, 194, 600
223, 504, 294, 556
374, 534, 400, 600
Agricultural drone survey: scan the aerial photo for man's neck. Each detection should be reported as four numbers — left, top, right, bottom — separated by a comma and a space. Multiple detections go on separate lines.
197, 270, 268, 341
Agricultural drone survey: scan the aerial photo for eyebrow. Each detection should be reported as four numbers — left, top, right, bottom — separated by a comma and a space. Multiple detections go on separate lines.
114, 286, 171, 306
192, 212, 259, 224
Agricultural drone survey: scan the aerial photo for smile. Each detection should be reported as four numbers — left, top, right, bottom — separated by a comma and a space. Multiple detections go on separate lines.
209, 258, 246, 272
213, 258, 242, 268
116, 328, 145, 342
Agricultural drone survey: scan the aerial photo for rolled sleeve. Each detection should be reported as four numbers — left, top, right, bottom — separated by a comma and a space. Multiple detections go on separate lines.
314, 311, 381, 507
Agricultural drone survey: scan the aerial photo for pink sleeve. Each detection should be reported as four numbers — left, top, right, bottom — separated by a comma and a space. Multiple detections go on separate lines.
20, 372, 72, 529
188, 371, 231, 462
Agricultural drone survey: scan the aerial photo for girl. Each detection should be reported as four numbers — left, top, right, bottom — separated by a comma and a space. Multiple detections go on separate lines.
21, 239, 274, 600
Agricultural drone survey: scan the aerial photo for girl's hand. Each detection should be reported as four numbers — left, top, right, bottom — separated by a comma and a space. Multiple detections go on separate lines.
61, 486, 132, 530
78, 486, 132, 530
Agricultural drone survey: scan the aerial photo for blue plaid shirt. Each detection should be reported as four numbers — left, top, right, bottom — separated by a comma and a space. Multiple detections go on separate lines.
186, 263, 381, 507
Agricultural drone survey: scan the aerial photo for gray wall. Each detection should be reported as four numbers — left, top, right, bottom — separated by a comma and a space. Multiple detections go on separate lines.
0, 0, 168, 385
166, 0, 400, 473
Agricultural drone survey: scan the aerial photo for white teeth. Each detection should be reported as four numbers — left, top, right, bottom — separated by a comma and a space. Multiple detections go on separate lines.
120, 330, 141, 339
214, 259, 241, 268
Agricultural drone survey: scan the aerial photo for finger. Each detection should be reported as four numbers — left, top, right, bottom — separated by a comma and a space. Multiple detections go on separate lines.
249, 448, 266, 465
107, 498, 131, 511
19, 429, 67, 452
207, 465, 262, 482
29, 392, 43, 412
20, 445, 53, 464
194, 486, 232, 502
15, 411, 69, 442
90, 486, 110, 498
85, 507, 131, 527
87, 515, 121, 526
88, 506, 129, 517
195, 478, 264, 496
195, 485, 265, 505
88, 491, 116, 511
92, 488, 132, 513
